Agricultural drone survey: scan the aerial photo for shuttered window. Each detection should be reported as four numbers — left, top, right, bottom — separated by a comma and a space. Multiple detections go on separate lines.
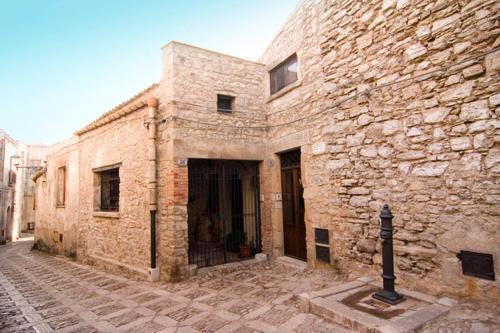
56, 167, 66, 207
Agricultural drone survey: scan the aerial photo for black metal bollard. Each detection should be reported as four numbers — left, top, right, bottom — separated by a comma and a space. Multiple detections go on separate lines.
372, 204, 405, 305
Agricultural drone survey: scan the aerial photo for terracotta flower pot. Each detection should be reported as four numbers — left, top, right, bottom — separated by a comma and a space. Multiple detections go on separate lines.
239, 244, 252, 258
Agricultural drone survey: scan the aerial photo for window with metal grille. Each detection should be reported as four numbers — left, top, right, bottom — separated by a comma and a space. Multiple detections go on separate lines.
99, 168, 120, 211
270, 54, 298, 95
217, 94, 234, 112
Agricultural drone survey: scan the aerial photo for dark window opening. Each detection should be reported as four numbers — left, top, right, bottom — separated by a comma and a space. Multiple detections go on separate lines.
57, 166, 66, 207
270, 54, 298, 95
99, 168, 120, 211
8, 170, 16, 186
217, 94, 234, 112
315, 228, 329, 245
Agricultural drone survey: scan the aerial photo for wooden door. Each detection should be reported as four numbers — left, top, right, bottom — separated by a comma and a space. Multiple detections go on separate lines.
281, 150, 306, 260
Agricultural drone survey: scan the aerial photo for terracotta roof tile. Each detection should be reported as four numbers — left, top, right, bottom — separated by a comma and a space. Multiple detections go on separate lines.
74, 83, 158, 135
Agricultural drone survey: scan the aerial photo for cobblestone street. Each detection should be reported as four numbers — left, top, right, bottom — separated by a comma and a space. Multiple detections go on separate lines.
1, 239, 499, 333
0, 238, 349, 333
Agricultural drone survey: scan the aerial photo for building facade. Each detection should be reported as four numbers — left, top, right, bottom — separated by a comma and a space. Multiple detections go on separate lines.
34, 0, 499, 301
1, 129, 48, 243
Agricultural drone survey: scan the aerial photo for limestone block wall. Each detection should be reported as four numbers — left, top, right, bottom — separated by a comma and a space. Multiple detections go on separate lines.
33, 137, 79, 257
77, 106, 151, 278
155, 42, 270, 280
259, 0, 326, 261
160, 42, 267, 147
262, 0, 499, 299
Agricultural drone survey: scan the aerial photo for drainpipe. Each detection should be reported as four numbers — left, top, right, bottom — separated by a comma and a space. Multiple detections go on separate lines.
147, 97, 159, 282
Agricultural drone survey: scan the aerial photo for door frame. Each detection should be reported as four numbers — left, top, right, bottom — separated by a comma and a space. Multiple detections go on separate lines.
279, 149, 307, 261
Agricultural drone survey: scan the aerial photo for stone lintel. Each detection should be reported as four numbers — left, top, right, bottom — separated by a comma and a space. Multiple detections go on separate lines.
173, 138, 266, 161
268, 130, 310, 154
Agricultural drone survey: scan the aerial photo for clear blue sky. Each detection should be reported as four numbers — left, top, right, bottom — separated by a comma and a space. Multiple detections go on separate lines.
0, 0, 297, 145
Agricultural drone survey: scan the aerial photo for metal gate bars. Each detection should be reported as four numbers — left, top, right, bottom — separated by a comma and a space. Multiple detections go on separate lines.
187, 159, 261, 268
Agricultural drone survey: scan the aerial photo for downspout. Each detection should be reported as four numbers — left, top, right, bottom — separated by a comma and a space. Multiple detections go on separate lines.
147, 97, 159, 282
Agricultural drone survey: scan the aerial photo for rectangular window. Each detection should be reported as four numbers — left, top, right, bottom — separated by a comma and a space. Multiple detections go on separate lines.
270, 54, 298, 95
56, 167, 66, 207
217, 94, 234, 113
99, 168, 120, 211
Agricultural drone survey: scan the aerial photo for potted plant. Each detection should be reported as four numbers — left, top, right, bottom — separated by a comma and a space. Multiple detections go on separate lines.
239, 233, 252, 258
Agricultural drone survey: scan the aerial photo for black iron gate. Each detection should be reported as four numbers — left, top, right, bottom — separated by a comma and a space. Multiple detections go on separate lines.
188, 159, 261, 268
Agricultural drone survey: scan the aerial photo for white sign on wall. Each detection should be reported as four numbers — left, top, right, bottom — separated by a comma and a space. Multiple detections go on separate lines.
312, 141, 326, 155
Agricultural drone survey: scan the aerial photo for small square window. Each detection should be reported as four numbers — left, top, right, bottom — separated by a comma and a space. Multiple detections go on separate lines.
217, 94, 234, 113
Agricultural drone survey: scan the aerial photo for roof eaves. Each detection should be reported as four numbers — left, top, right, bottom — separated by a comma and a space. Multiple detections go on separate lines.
74, 83, 158, 136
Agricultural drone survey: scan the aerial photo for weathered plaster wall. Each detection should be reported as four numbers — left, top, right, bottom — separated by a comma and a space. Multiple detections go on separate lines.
0, 136, 18, 242
262, 0, 500, 299
0, 131, 47, 242
77, 105, 152, 279
20, 145, 48, 232
33, 137, 79, 256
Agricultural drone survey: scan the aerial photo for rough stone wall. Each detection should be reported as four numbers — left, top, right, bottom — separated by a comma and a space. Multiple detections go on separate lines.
33, 137, 79, 257
28, 0, 500, 299
155, 42, 268, 280
161, 42, 267, 147
262, 0, 500, 300
77, 106, 152, 278
259, 0, 326, 262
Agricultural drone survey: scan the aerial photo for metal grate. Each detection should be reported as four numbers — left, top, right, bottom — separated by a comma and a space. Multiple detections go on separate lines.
188, 159, 261, 268
315, 228, 329, 245
458, 250, 495, 281
217, 94, 234, 112
316, 245, 330, 263
99, 168, 120, 211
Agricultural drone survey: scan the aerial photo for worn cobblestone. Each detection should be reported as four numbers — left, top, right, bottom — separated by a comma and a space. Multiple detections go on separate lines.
1, 239, 349, 332
2, 239, 499, 332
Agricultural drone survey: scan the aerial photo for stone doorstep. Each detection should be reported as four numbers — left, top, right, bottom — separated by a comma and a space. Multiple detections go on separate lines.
276, 256, 308, 269
299, 278, 456, 333
195, 253, 267, 274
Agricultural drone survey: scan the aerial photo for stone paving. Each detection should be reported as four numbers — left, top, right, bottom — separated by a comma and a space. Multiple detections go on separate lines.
0, 239, 349, 333
1, 238, 499, 333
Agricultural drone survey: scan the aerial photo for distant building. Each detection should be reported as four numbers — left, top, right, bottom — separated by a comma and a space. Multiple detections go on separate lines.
0, 129, 48, 242
33, 0, 499, 301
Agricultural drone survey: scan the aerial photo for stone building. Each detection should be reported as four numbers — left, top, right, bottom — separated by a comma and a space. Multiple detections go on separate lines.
0, 129, 48, 243
33, 137, 79, 256
34, 0, 499, 301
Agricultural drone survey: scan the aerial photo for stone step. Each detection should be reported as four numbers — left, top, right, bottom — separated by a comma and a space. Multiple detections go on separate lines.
298, 277, 455, 333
